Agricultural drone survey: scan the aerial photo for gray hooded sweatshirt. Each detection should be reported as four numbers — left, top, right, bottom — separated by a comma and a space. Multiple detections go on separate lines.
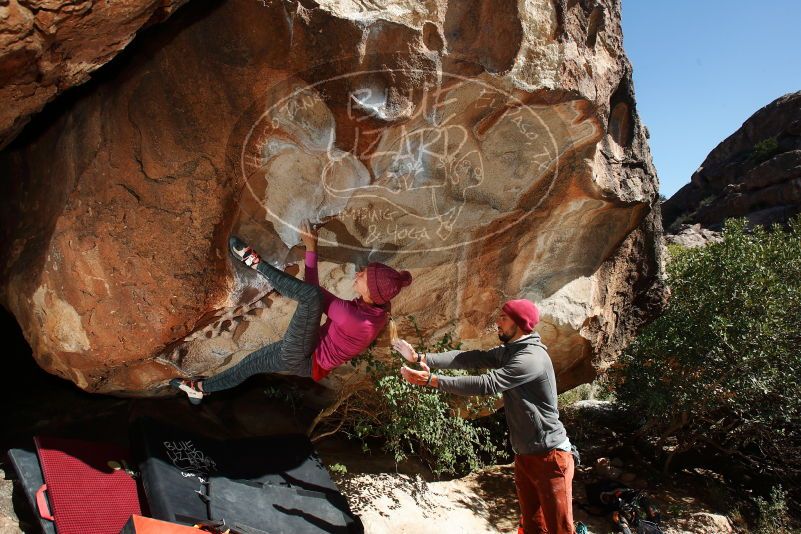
426, 333, 567, 456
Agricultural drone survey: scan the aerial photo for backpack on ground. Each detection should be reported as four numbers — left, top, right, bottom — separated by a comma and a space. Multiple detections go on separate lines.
584, 479, 663, 534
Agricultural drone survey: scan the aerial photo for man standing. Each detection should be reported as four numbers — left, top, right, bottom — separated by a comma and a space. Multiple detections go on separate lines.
395, 299, 575, 534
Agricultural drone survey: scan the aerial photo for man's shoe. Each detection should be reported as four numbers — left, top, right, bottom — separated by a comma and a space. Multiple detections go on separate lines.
170, 378, 204, 405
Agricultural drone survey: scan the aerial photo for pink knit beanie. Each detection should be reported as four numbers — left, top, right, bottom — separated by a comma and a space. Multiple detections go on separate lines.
366, 263, 412, 305
502, 299, 540, 333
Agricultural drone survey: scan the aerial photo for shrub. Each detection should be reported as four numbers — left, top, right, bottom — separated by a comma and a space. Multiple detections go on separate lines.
610, 217, 801, 488
557, 383, 594, 408
667, 212, 694, 233
750, 136, 780, 164
557, 377, 615, 409
754, 486, 791, 534
698, 195, 716, 208
310, 317, 509, 478
327, 463, 348, 477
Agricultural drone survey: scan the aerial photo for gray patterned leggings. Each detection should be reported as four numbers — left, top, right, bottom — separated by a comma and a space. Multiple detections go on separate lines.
201, 261, 323, 393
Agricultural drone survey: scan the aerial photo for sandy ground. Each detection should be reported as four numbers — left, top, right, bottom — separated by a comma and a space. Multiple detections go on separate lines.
328, 464, 737, 534
319, 401, 742, 534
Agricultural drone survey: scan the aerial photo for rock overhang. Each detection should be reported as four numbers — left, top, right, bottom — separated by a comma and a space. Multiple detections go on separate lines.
0, 0, 667, 395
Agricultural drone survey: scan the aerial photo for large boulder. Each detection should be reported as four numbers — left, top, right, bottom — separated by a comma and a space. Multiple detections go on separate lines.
0, 0, 189, 150
663, 91, 801, 232
0, 0, 666, 395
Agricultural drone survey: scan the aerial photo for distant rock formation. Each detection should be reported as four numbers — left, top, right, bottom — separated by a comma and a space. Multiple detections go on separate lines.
0, 0, 667, 395
665, 224, 721, 249
663, 91, 801, 232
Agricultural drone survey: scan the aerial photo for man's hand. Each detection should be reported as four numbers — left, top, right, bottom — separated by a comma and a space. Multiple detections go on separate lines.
400, 361, 438, 388
299, 219, 318, 252
392, 339, 421, 364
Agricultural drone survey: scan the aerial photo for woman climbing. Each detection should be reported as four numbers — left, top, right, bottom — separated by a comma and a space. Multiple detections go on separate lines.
171, 220, 412, 404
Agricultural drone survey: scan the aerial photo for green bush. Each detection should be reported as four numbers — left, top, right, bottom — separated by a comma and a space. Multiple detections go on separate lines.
699, 194, 716, 208
755, 486, 791, 534
354, 360, 503, 478
667, 212, 694, 233
350, 318, 508, 477
327, 462, 348, 477
611, 217, 801, 487
319, 317, 509, 478
750, 136, 781, 164
557, 377, 615, 409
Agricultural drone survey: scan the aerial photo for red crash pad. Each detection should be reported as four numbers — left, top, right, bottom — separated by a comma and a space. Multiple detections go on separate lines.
34, 436, 142, 534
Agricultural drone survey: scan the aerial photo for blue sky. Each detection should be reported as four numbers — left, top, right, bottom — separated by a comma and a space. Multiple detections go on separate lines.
621, 1, 801, 198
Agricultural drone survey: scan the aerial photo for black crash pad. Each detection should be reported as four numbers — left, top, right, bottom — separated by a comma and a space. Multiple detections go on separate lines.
131, 418, 362, 533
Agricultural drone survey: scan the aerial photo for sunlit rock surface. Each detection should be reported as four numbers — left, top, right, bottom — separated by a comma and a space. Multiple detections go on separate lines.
0, 0, 666, 394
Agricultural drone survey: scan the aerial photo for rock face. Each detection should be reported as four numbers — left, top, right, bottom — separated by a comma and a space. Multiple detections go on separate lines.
665, 224, 721, 249
0, 0, 666, 395
663, 91, 801, 232
674, 513, 733, 534
0, 0, 190, 150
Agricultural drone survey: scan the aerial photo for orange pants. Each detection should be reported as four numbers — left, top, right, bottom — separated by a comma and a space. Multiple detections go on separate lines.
515, 449, 575, 534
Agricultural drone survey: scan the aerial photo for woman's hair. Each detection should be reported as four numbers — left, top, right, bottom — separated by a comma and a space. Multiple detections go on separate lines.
388, 314, 398, 344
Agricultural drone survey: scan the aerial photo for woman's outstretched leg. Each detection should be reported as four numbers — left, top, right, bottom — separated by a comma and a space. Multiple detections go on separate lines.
229, 236, 323, 375
171, 238, 324, 403
200, 341, 283, 393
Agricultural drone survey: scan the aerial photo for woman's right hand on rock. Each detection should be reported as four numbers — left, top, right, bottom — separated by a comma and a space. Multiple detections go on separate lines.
300, 219, 318, 252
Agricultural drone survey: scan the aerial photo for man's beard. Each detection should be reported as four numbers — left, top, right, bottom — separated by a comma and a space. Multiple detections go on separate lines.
498, 326, 518, 343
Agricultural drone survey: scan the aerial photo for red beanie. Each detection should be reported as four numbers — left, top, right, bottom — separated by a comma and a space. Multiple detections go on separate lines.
366, 263, 412, 305
502, 299, 540, 333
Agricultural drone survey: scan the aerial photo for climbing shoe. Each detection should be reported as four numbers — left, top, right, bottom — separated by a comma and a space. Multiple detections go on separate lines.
229, 236, 261, 269
170, 378, 204, 405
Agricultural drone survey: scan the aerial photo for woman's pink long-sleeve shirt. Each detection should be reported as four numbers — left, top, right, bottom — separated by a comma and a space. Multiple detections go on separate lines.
305, 251, 388, 380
